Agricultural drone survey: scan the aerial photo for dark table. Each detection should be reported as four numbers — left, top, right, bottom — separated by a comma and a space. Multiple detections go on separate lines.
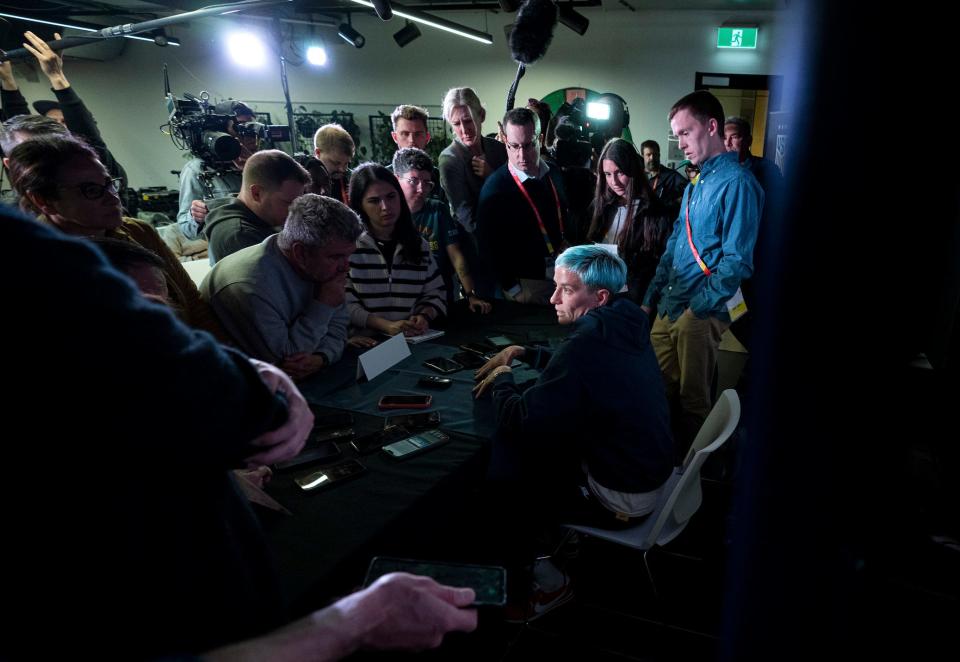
262, 302, 566, 613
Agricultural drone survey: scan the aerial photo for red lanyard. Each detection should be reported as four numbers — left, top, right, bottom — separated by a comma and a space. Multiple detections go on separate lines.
650, 175, 659, 193
339, 181, 349, 205
510, 167, 564, 256
685, 192, 712, 276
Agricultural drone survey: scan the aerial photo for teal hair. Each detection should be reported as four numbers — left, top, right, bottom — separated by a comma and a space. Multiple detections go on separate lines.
555, 245, 626, 294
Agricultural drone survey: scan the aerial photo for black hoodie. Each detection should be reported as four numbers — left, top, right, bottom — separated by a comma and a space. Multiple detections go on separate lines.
492, 296, 674, 493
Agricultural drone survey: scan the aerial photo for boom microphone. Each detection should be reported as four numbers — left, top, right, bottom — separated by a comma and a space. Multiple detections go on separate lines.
505, 0, 558, 111
509, 0, 558, 66
372, 0, 393, 21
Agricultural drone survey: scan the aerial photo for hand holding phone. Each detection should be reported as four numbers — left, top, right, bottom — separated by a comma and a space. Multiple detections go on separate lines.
364, 556, 507, 607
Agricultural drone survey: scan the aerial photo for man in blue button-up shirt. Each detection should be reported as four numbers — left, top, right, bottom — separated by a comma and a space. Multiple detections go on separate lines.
642, 91, 763, 453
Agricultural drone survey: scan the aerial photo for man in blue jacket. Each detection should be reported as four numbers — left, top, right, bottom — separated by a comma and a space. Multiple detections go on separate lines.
642, 91, 763, 451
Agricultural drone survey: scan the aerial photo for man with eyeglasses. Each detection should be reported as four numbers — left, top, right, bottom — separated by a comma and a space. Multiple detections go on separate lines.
393, 147, 490, 314
476, 107, 570, 305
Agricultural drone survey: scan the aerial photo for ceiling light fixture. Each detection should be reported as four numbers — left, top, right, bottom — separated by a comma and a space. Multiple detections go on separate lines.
393, 20, 421, 47
346, 0, 493, 45
557, 4, 589, 36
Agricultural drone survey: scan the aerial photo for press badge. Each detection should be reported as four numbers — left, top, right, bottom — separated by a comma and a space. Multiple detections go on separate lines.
544, 256, 556, 280
726, 287, 748, 321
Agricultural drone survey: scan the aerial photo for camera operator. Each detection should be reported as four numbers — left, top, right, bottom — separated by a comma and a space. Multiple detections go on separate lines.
545, 101, 596, 245
176, 100, 258, 241
0, 31, 127, 190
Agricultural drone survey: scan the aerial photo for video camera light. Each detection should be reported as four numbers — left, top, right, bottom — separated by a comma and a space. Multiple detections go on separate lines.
586, 102, 610, 121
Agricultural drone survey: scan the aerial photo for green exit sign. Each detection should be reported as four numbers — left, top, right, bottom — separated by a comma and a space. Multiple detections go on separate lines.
717, 27, 758, 49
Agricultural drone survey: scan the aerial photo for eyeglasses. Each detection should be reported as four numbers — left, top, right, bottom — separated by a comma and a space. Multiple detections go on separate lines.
61, 177, 123, 200
505, 140, 538, 152
401, 176, 435, 192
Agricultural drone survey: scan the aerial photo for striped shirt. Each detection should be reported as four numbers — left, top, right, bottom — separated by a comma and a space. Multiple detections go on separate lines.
346, 231, 446, 330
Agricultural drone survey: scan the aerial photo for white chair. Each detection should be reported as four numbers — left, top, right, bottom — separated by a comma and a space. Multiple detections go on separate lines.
565, 389, 741, 598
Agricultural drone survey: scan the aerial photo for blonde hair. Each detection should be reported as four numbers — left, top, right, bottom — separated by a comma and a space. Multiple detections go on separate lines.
441, 87, 485, 125
313, 123, 355, 155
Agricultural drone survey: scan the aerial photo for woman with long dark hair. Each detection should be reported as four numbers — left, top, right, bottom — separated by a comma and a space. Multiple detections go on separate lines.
586, 139, 672, 302
346, 163, 446, 339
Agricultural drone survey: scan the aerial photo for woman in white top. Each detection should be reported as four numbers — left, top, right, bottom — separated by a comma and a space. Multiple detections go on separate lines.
586, 139, 672, 303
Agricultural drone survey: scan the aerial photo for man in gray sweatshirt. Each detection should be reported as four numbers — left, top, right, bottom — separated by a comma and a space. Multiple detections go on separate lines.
202, 194, 362, 380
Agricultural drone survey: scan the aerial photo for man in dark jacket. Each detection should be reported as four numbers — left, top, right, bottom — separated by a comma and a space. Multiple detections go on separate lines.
475, 245, 674, 525
204, 149, 309, 263
3, 204, 476, 657
473, 244, 674, 622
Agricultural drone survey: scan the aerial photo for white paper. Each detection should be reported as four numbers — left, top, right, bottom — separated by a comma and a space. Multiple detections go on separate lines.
357, 333, 411, 381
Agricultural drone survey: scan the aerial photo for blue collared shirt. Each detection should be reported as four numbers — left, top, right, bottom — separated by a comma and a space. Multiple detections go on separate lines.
642, 151, 763, 321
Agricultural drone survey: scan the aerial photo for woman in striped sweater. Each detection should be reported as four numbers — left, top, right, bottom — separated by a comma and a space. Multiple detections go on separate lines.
346, 163, 446, 340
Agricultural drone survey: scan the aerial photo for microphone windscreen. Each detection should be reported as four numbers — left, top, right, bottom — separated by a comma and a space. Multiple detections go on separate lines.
509, 0, 558, 65
372, 0, 393, 21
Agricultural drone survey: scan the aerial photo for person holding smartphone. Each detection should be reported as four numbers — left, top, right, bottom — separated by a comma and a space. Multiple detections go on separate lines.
345, 163, 446, 341
4, 207, 477, 658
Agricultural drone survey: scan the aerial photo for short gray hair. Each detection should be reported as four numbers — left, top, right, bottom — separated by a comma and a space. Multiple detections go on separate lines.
278, 194, 362, 250
441, 87, 484, 125
724, 116, 752, 138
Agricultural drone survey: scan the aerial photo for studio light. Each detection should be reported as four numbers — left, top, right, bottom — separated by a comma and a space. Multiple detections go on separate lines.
337, 22, 365, 48
306, 45, 327, 65
557, 4, 589, 36
393, 21, 421, 48
227, 31, 267, 67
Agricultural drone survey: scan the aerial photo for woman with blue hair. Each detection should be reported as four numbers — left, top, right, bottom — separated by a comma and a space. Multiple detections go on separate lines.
473, 244, 674, 621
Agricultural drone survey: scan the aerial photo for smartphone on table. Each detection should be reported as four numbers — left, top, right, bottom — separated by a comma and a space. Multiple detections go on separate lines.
364, 556, 507, 607
423, 356, 463, 374
451, 351, 486, 370
385, 411, 440, 431
381, 429, 449, 460
294, 458, 366, 491
459, 341, 495, 357
378, 394, 433, 410
351, 424, 411, 454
